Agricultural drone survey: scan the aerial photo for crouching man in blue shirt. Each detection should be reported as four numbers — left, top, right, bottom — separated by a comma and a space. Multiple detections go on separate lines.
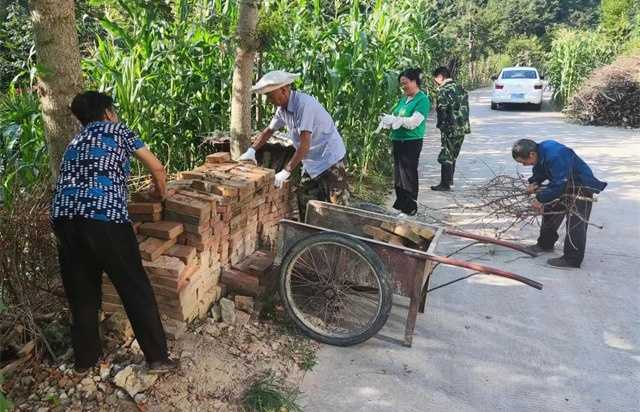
238, 70, 350, 220
51, 91, 177, 373
512, 139, 607, 268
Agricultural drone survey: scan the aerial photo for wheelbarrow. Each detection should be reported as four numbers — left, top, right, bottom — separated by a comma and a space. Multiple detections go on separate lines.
275, 201, 542, 347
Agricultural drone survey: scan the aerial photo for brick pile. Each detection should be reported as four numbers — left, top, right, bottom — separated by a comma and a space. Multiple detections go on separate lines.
101, 153, 293, 331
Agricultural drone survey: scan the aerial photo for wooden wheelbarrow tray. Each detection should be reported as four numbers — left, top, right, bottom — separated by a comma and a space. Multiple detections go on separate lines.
276, 201, 542, 347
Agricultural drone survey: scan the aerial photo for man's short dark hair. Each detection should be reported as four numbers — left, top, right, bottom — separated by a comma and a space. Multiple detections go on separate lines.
433, 66, 451, 79
512, 139, 538, 160
70, 91, 114, 126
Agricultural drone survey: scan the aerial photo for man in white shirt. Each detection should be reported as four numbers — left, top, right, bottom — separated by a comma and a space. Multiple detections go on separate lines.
239, 70, 350, 219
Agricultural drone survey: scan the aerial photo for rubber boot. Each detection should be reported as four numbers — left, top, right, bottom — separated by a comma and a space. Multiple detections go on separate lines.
449, 161, 456, 186
431, 164, 451, 191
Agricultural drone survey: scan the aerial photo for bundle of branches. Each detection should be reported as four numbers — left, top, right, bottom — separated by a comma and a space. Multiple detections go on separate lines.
420, 174, 602, 238
565, 55, 640, 128
0, 183, 67, 372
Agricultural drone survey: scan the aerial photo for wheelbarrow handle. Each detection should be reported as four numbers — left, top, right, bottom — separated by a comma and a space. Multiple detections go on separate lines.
427, 254, 543, 290
444, 229, 538, 257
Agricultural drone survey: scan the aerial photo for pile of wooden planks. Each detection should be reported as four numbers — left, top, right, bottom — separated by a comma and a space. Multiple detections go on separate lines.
363, 221, 435, 250
101, 154, 293, 329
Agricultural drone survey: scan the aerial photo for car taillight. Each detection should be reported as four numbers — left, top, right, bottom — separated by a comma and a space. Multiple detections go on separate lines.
534, 84, 542, 89
495, 84, 504, 89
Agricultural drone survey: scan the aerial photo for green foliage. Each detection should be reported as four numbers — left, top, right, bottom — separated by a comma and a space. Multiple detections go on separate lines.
83, 0, 441, 176
243, 371, 303, 412
84, 0, 235, 172
546, 28, 615, 105
0, 2, 34, 90
0, 87, 48, 206
505, 36, 546, 69
601, 0, 638, 39
0, 372, 13, 412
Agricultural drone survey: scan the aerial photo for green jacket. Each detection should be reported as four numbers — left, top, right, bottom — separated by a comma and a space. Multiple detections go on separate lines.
390, 90, 431, 141
436, 79, 470, 134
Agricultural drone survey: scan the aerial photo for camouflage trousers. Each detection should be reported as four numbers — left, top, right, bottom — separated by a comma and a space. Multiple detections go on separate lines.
437, 129, 466, 165
297, 160, 350, 221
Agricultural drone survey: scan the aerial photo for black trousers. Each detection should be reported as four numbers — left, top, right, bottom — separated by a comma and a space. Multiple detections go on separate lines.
392, 139, 423, 214
537, 195, 593, 266
53, 218, 168, 368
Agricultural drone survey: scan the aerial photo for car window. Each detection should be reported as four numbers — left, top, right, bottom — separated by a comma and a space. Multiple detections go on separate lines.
501, 70, 538, 79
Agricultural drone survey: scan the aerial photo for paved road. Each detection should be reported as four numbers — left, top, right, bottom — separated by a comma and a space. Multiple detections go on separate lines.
299, 89, 640, 411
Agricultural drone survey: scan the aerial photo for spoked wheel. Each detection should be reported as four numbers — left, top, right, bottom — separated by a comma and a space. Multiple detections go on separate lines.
279, 232, 392, 346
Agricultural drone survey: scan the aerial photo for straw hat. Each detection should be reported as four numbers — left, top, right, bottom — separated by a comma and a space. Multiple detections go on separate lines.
251, 70, 300, 94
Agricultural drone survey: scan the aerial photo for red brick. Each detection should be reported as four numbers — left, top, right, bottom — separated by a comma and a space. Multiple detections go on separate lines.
164, 244, 197, 266
206, 152, 232, 163
139, 237, 177, 261
130, 212, 162, 222
139, 221, 184, 240
165, 194, 211, 221
128, 202, 162, 214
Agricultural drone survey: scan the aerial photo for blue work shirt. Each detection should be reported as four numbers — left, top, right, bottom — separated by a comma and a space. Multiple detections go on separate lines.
528, 140, 607, 203
268, 90, 346, 178
51, 121, 145, 223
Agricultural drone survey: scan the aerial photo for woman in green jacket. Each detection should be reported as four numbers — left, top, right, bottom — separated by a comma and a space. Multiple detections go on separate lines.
378, 68, 431, 216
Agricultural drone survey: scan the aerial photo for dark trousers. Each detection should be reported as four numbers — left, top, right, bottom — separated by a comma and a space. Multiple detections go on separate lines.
297, 160, 350, 221
537, 195, 593, 266
53, 218, 168, 368
392, 139, 423, 214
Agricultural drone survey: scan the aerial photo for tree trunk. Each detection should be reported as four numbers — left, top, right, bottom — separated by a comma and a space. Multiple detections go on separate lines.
29, 0, 83, 182
230, 0, 261, 159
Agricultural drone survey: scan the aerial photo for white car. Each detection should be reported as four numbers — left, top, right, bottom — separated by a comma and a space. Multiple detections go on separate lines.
491, 67, 544, 110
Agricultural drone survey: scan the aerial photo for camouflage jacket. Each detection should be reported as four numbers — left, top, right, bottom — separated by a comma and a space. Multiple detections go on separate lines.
435, 79, 471, 134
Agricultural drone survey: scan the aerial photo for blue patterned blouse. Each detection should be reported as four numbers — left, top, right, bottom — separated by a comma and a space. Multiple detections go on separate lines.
51, 121, 145, 223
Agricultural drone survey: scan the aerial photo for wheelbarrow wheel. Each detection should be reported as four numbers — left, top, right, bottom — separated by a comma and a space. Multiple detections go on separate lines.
279, 232, 392, 346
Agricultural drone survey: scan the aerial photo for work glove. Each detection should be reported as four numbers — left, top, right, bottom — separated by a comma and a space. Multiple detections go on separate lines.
274, 169, 291, 189
374, 114, 396, 133
238, 147, 256, 163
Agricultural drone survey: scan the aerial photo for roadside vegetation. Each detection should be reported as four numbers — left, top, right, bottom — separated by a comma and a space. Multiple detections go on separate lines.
2, 0, 636, 207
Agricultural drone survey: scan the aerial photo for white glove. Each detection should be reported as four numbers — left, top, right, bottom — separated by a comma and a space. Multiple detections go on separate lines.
391, 116, 404, 130
274, 169, 291, 188
374, 114, 395, 133
238, 147, 256, 163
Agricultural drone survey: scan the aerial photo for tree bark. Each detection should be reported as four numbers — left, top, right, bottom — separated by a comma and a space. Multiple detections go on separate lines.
230, 0, 261, 159
29, 0, 84, 182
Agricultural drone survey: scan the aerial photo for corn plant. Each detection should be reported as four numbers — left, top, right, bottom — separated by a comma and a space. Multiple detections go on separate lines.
0, 87, 48, 207
546, 28, 615, 106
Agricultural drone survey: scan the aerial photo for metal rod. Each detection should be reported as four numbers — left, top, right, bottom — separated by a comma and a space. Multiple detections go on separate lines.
426, 254, 543, 290
444, 229, 537, 257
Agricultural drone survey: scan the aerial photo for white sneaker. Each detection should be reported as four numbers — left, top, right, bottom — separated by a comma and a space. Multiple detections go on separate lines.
396, 212, 408, 218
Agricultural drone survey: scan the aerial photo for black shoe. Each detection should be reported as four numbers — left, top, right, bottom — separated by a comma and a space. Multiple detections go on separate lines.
430, 183, 451, 191
147, 358, 179, 374
73, 366, 92, 376
547, 257, 580, 268
524, 244, 554, 256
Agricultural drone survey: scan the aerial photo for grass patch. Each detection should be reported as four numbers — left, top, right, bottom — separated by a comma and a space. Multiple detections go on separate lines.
350, 173, 392, 206
290, 340, 317, 372
243, 371, 303, 412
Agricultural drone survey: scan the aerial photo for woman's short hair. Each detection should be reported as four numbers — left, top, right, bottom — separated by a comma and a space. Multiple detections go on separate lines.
398, 68, 423, 87
512, 139, 538, 160
70, 91, 114, 126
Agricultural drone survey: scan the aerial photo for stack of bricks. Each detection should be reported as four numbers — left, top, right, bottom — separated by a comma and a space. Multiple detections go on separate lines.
101, 153, 293, 330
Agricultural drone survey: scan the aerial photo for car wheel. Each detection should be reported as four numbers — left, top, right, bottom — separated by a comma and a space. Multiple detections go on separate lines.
491, 102, 498, 110
533, 103, 542, 111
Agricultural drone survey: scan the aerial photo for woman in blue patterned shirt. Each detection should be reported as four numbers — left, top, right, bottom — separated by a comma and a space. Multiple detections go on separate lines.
50, 91, 176, 373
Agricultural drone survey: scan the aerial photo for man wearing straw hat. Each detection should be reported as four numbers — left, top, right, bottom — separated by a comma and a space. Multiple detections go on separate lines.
239, 70, 350, 219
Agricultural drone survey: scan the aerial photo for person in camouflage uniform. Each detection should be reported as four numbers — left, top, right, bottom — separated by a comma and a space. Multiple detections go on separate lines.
431, 66, 471, 191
